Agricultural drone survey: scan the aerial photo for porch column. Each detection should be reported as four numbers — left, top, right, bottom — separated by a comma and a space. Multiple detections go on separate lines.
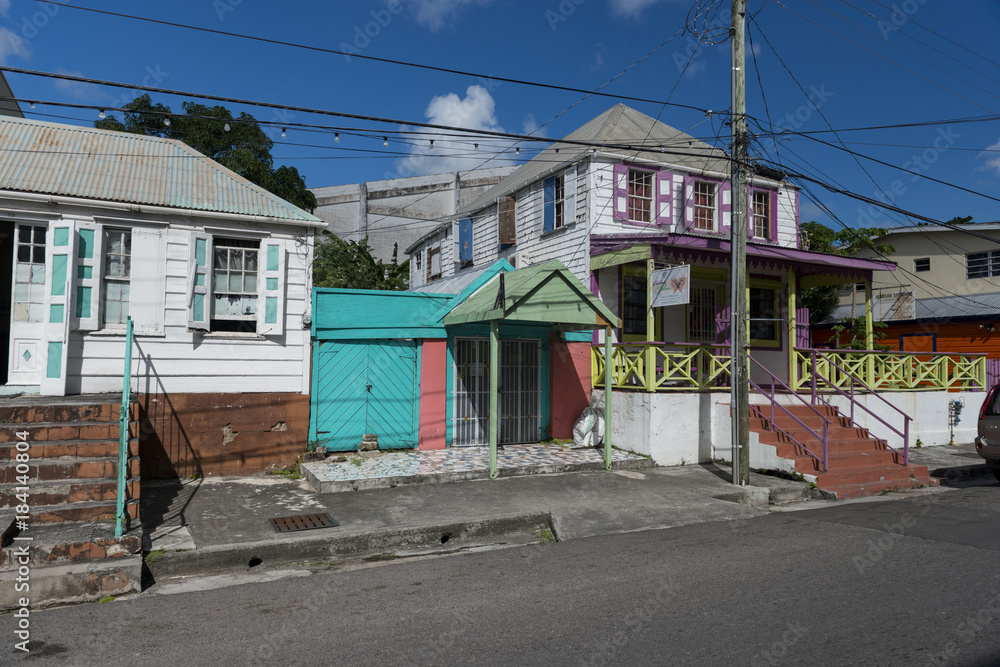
645, 257, 655, 390
787, 269, 797, 391
604, 325, 613, 470
489, 319, 499, 479
864, 277, 875, 385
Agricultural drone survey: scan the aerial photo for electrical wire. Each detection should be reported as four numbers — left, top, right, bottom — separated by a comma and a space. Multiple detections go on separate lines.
33, 0, 710, 115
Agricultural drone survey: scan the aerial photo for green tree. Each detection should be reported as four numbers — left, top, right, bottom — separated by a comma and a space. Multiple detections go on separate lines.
825, 316, 890, 351
95, 94, 316, 213
799, 221, 895, 324
313, 233, 409, 291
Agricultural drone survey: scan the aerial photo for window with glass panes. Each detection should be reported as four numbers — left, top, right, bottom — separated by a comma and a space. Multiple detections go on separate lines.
749, 287, 779, 344
13, 225, 46, 323
622, 275, 647, 335
693, 181, 716, 231
688, 286, 717, 343
213, 238, 259, 322
627, 169, 653, 223
752, 191, 770, 238
102, 229, 131, 327
967, 251, 1000, 279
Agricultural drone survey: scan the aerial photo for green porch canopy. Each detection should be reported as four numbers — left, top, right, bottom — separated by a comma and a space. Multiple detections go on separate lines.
443, 259, 617, 329
443, 259, 619, 478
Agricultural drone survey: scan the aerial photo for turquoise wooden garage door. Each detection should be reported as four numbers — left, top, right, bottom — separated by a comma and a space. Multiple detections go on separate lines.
314, 340, 418, 451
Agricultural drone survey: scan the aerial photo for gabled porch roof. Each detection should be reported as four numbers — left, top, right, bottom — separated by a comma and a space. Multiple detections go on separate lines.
591, 233, 896, 286
443, 259, 617, 330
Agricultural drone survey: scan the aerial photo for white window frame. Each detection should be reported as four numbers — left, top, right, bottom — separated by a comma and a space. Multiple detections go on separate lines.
751, 190, 770, 239
693, 181, 717, 232
101, 227, 131, 330
627, 168, 654, 224
967, 251, 1000, 279
212, 237, 260, 324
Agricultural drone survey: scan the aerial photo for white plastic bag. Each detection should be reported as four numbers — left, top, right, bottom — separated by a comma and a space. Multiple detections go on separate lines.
591, 408, 605, 446
573, 408, 597, 447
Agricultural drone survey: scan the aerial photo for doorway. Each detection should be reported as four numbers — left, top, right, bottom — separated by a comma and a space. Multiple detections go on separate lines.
0, 220, 12, 385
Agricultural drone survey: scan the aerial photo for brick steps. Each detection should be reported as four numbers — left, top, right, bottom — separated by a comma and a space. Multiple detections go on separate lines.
0, 478, 140, 508
0, 523, 141, 570
0, 456, 139, 484
0, 438, 138, 460
749, 402, 934, 499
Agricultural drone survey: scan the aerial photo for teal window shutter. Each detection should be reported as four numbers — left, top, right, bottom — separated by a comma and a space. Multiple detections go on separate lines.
258, 241, 286, 335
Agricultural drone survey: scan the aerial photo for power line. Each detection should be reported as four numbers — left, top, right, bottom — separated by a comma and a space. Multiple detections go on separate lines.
769, 0, 997, 114
0, 68, 730, 165
763, 114, 1000, 137
34, 0, 710, 115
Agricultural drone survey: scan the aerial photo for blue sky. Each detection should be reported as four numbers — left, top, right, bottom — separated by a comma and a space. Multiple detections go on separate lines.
1, 0, 999, 232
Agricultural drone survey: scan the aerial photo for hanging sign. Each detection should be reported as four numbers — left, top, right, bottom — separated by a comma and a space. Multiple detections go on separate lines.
651, 265, 690, 307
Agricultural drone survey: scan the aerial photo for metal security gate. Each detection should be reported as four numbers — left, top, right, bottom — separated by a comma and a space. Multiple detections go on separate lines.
453, 337, 541, 446
315, 339, 418, 451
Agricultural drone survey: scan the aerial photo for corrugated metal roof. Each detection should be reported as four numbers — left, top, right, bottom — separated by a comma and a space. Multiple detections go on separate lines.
460, 104, 734, 217
0, 115, 321, 224
412, 263, 501, 294
820, 291, 1000, 325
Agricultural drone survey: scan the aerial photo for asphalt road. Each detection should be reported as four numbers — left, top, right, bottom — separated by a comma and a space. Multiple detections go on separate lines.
4, 485, 1000, 666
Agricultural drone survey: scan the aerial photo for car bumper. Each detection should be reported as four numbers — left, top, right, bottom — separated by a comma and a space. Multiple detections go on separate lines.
974, 437, 1000, 467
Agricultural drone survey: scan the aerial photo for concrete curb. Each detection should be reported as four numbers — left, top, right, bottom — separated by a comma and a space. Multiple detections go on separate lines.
0, 556, 142, 611
303, 458, 654, 494
146, 512, 553, 580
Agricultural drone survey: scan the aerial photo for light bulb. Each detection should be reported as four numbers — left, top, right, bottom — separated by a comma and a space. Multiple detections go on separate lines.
383, 137, 388, 147
334, 133, 340, 143
224, 122, 230, 132
429, 139, 434, 149
28, 102, 35, 109
163, 118, 171, 127
515, 147, 520, 157
98, 109, 105, 119
474, 143, 479, 152
281, 128, 286, 138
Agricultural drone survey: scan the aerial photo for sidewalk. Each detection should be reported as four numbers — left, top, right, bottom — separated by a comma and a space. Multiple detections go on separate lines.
139, 462, 797, 584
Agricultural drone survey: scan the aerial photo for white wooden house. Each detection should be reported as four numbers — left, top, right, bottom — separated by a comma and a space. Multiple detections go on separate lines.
406, 105, 987, 497
0, 115, 323, 476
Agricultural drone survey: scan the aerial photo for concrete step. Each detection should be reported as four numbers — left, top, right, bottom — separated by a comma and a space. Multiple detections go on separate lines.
0, 456, 139, 483
821, 476, 937, 499
0, 478, 140, 508
0, 438, 138, 460
0, 421, 130, 444
0, 401, 135, 425
814, 464, 931, 489
31, 498, 140, 524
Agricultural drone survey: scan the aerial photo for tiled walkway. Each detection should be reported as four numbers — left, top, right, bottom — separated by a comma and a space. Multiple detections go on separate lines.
302, 444, 647, 488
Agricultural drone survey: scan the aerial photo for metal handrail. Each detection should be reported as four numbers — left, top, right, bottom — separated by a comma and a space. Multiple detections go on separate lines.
115, 317, 133, 539
747, 355, 831, 472
808, 348, 911, 466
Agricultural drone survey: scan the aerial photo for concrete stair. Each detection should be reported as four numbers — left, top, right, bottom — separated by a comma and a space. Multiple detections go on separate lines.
0, 397, 142, 609
749, 403, 935, 499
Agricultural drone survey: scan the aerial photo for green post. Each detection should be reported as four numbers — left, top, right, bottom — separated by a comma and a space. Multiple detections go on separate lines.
115, 317, 133, 538
604, 325, 613, 470
864, 278, 875, 386
489, 319, 499, 479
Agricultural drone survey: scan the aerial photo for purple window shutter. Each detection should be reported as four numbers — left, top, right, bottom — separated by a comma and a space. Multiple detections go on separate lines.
770, 190, 779, 242
719, 180, 732, 234
655, 170, 673, 227
746, 187, 754, 237
681, 174, 694, 232
612, 164, 629, 222
796, 306, 810, 348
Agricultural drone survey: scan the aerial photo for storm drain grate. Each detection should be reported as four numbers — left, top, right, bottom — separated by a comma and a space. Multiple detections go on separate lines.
269, 513, 339, 533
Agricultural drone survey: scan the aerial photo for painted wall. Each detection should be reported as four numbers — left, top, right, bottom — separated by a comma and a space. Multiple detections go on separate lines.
549, 337, 591, 439
814, 320, 1000, 358
418, 339, 448, 450
593, 387, 983, 467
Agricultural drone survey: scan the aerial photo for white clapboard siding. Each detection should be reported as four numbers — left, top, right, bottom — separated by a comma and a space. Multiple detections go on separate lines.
70, 222, 312, 395
775, 189, 798, 248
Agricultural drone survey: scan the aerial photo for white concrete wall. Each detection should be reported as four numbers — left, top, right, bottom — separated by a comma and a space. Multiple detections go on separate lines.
592, 388, 986, 467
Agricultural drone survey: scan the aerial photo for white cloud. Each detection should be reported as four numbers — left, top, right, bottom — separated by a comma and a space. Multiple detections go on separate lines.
397, 85, 517, 177
0, 1, 11, 17
609, 0, 676, 18
980, 137, 1000, 177
0, 27, 30, 64
406, 0, 493, 31
52, 69, 102, 102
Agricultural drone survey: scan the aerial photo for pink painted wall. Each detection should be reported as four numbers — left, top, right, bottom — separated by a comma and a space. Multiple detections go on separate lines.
549, 336, 592, 439
418, 339, 448, 450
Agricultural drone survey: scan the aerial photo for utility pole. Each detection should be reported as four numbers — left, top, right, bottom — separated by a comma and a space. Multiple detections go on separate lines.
730, 0, 750, 486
